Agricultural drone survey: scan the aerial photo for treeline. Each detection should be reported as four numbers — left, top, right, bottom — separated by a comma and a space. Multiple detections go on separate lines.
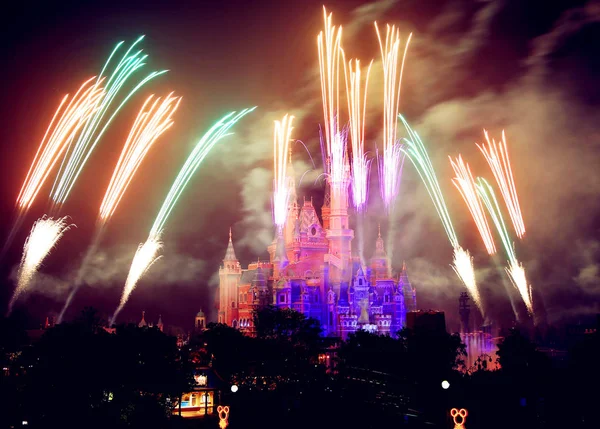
1, 306, 598, 429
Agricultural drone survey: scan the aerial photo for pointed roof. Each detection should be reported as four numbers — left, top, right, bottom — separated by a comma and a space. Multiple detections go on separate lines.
138, 311, 147, 328
157, 314, 163, 327
224, 227, 238, 261
374, 224, 386, 258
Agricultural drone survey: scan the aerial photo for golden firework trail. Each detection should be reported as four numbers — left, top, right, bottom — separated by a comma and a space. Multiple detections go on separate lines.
318, 6, 347, 190
16, 77, 105, 212
273, 114, 294, 228
111, 236, 162, 325
375, 22, 412, 210
476, 178, 533, 314
99, 93, 181, 223
57, 93, 180, 324
7, 216, 74, 315
343, 55, 373, 212
449, 155, 496, 254
477, 130, 526, 238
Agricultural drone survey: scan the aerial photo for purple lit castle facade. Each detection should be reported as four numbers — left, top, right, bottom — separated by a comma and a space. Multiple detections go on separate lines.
217, 158, 416, 339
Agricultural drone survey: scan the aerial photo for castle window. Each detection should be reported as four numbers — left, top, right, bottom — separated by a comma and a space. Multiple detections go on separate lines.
232, 320, 237, 329
359, 279, 363, 286
279, 294, 286, 303
231, 301, 235, 308
329, 312, 333, 325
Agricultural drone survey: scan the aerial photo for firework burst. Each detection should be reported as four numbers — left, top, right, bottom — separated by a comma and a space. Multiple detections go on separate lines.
50, 36, 167, 210
8, 216, 73, 315
375, 22, 411, 210
476, 178, 533, 314
113, 108, 255, 321
477, 130, 525, 238
343, 56, 373, 212
99, 93, 181, 223
273, 114, 294, 228
318, 7, 348, 196
449, 155, 496, 254
399, 115, 483, 313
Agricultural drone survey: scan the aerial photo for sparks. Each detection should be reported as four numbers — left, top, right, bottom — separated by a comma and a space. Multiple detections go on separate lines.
343, 56, 373, 212
99, 93, 181, 223
8, 216, 73, 315
477, 130, 526, 239
273, 114, 294, 228
318, 7, 348, 196
449, 155, 496, 254
111, 234, 162, 325
16, 77, 105, 212
114, 108, 256, 318
375, 23, 412, 210
50, 36, 167, 209
476, 178, 533, 314
400, 116, 483, 313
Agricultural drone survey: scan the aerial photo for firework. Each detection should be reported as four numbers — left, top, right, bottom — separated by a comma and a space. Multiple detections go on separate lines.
50, 36, 167, 210
112, 108, 256, 321
7, 216, 73, 315
477, 130, 525, 238
375, 23, 412, 210
111, 235, 162, 325
399, 116, 483, 313
99, 93, 181, 223
16, 78, 105, 213
318, 7, 348, 194
273, 114, 294, 228
57, 93, 180, 323
476, 178, 533, 313
343, 56, 373, 211
449, 155, 496, 254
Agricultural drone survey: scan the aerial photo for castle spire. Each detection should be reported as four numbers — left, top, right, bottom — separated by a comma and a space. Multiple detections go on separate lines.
224, 227, 238, 261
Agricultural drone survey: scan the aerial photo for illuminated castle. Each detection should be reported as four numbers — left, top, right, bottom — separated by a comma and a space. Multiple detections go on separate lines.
217, 155, 416, 339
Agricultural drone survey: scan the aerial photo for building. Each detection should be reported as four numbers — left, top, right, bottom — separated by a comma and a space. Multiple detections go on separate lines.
174, 366, 224, 419
217, 154, 416, 339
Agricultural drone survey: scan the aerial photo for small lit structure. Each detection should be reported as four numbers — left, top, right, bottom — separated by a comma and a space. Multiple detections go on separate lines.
175, 366, 223, 419
450, 408, 468, 428
217, 405, 230, 429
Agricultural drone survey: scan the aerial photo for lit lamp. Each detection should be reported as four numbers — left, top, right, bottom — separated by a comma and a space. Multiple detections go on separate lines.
441, 380, 450, 389
231, 385, 238, 393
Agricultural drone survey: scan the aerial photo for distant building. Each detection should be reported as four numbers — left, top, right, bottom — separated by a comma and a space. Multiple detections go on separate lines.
174, 366, 224, 419
406, 310, 446, 334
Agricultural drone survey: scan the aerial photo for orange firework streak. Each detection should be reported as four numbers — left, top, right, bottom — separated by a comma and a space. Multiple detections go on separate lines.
16, 77, 105, 212
98, 93, 181, 223
449, 155, 497, 254
477, 130, 526, 238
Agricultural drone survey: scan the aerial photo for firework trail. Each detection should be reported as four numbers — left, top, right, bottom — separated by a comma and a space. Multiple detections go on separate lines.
476, 178, 533, 314
343, 56, 373, 212
112, 108, 256, 323
49, 36, 167, 213
375, 23, 411, 211
399, 115, 483, 313
2, 78, 104, 258
273, 114, 294, 228
449, 155, 496, 254
318, 7, 348, 196
57, 93, 180, 323
7, 216, 73, 316
477, 130, 525, 239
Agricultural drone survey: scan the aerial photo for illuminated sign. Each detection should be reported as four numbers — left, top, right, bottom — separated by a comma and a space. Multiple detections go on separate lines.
217, 405, 230, 429
450, 408, 468, 428
195, 374, 208, 386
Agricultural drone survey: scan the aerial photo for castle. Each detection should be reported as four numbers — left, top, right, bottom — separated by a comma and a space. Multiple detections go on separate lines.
217, 154, 416, 339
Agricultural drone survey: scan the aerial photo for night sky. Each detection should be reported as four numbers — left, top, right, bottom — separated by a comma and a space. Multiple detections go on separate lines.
1, 0, 598, 332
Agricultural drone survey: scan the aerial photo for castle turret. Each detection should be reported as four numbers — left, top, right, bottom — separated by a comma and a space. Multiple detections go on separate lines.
138, 311, 147, 328
370, 224, 389, 280
195, 310, 206, 330
219, 228, 242, 325
157, 315, 164, 332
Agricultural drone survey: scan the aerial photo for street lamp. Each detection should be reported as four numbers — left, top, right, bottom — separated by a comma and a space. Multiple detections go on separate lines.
441, 380, 450, 390
231, 384, 238, 393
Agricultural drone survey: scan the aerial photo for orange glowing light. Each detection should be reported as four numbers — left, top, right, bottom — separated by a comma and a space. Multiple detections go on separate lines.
450, 408, 468, 428
217, 405, 230, 429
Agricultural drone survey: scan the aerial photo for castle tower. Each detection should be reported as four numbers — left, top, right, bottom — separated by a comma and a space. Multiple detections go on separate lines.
157, 315, 164, 332
195, 310, 206, 330
219, 228, 242, 325
370, 224, 389, 280
399, 262, 417, 312
138, 311, 147, 328
459, 292, 471, 333
325, 162, 354, 291
284, 146, 299, 249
